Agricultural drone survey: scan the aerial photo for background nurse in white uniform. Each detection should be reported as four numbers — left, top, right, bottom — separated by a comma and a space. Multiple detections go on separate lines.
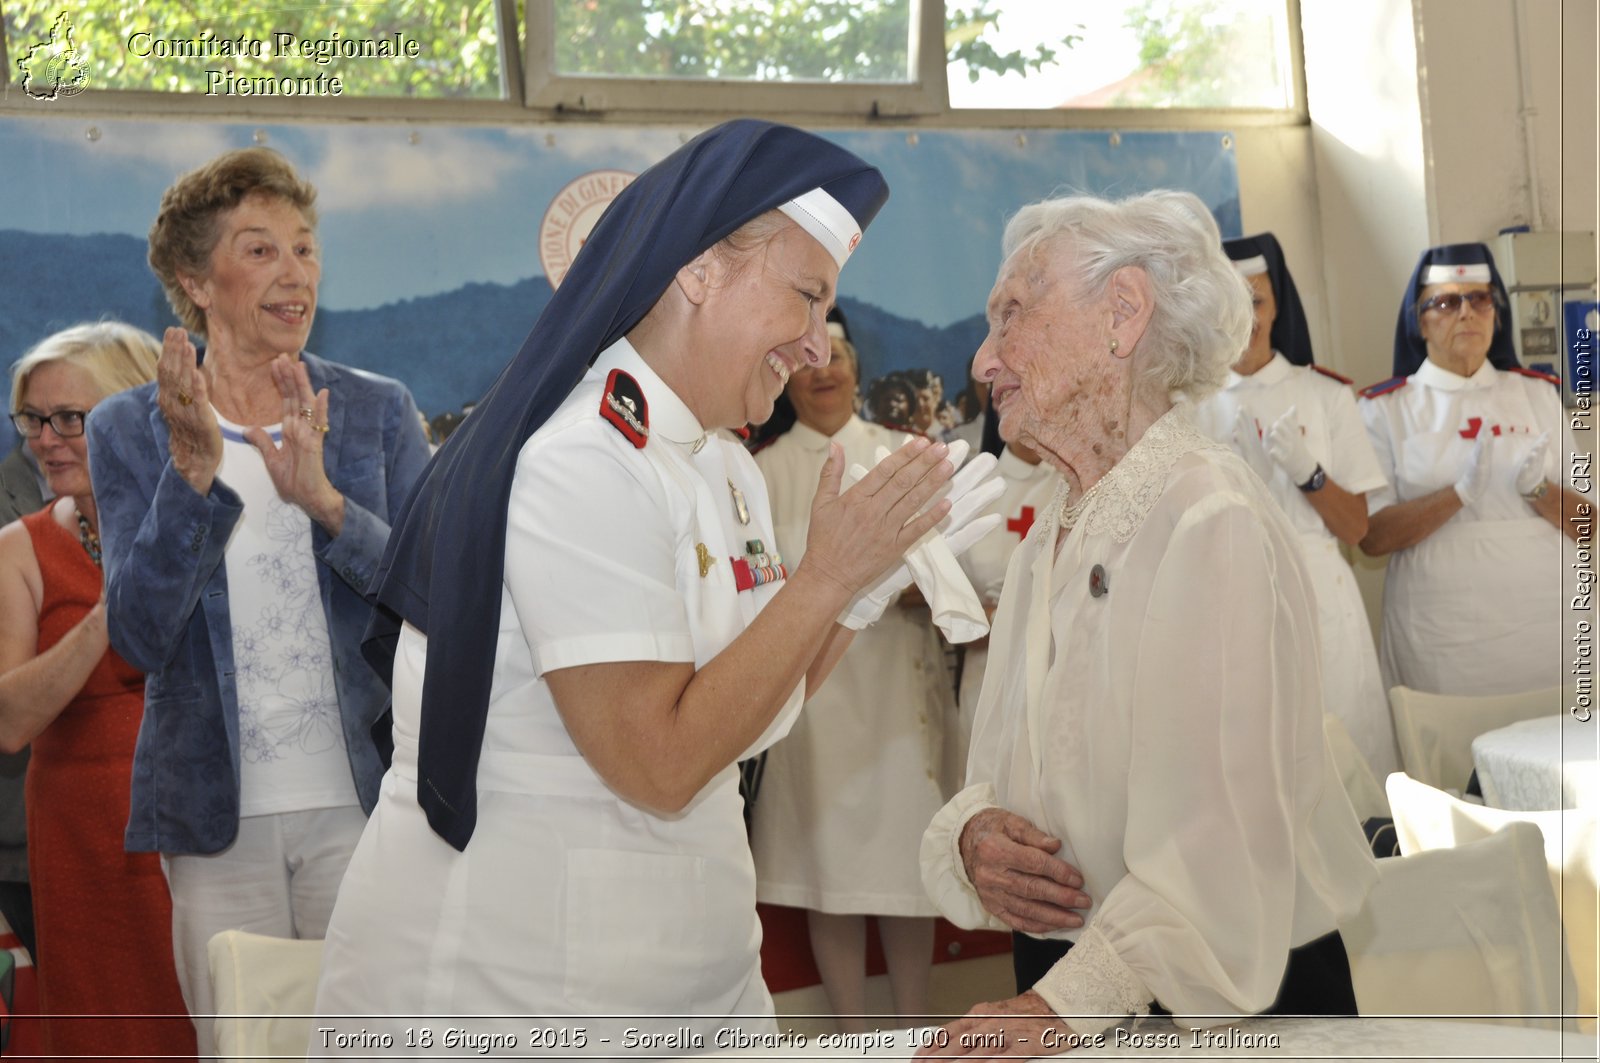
1358, 241, 1584, 704
311, 120, 1001, 1049
1188, 232, 1398, 780
750, 306, 956, 1031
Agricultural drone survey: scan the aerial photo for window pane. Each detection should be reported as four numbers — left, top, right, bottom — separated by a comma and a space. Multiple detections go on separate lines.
5, 0, 506, 98
948, 0, 1294, 110
552, 0, 914, 82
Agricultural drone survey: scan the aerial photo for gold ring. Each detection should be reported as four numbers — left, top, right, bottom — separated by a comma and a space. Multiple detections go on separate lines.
313, 422, 330, 434
299, 406, 315, 420
177, 390, 193, 406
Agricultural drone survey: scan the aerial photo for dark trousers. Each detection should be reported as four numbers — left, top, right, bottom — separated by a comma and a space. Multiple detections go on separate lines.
1012, 929, 1358, 1017
0, 879, 35, 960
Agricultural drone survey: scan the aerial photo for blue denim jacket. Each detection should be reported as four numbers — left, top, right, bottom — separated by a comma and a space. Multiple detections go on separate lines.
88, 353, 431, 854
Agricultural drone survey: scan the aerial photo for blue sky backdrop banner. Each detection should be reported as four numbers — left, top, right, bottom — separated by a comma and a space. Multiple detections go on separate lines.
1, 118, 1239, 424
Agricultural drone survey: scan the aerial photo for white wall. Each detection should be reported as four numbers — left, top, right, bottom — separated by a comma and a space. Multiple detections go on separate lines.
1238, 0, 1598, 637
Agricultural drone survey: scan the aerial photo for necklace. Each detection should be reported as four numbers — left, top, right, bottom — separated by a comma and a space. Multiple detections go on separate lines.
76, 512, 102, 568
1057, 477, 1105, 531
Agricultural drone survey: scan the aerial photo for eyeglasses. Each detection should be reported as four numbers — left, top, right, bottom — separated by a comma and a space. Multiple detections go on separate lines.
1419, 290, 1497, 316
10, 409, 88, 439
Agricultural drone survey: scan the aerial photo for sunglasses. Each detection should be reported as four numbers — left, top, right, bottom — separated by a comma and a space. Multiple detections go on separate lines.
1418, 290, 1497, 316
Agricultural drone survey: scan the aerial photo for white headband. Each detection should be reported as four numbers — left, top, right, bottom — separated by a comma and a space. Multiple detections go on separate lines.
1421, 263, 1491, 285
1230, 255, 1268, 277
778, 187, 861, 269
827, 321, 848, 340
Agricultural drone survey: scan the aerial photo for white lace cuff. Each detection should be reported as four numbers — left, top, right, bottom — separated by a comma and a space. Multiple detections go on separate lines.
1030, 925, 1151, 1039
919, 783, 1009, 932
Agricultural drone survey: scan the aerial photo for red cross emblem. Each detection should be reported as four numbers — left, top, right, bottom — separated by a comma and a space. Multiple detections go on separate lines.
1007, 506, 1035, 538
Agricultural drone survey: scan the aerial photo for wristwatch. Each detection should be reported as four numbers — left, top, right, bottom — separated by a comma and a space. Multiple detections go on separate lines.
1523, 480, 1551, 503
1298, 463, 1327, 493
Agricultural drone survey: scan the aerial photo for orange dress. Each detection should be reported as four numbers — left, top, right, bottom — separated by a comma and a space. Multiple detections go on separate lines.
21, 508, 195, 1059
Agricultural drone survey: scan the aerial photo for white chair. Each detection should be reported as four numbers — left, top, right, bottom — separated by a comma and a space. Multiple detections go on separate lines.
1341, 820, 1576, 1027
1387, 772, 1599, 1027
1324, 712, 1390, 822
207, 929, 324, 1063
1388, 684, 1563, 794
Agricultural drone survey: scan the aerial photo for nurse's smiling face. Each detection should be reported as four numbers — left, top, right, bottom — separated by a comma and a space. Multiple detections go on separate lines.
696, 220, 838, 430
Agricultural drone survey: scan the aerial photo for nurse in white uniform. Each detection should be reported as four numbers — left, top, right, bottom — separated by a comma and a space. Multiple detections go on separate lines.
1358, 242, 1583, 702
310, 121, 1001, 1050
750, 307, 952, 1030
1188, 232, 1398, 780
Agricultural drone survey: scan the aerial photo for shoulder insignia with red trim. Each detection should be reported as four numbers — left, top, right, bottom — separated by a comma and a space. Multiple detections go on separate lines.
1359, 376, 1408, 400
1509, 366, 1561, 387
599, 368, 649, 448
1310, 364, 1354, 386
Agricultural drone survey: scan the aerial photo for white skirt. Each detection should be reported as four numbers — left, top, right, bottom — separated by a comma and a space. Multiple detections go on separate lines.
750, 607, 951, 915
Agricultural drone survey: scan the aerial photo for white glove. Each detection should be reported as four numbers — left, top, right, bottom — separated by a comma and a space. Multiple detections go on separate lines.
1514, 432, 1551, 498
1231, 408, 1274, 482
1454, 432, 1495, 507
840, 440, 1004, 640
1263, 405, 1319, 486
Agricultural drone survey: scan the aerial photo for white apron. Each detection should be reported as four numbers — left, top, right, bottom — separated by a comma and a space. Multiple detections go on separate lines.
749, 418, 949, 915
1360, 360, 1571, 698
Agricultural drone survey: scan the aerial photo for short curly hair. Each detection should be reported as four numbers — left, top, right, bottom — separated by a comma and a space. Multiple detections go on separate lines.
1000, 190, 1251, 401
147, 147, 319, 336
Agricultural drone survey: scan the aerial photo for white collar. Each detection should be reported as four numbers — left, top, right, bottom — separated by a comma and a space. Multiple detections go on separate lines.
1226, 351, 1291, 390
592, 337, 707, 447
998, 446, 1053, 481
788, 417, 861, 452
1414, 357, 1497, 392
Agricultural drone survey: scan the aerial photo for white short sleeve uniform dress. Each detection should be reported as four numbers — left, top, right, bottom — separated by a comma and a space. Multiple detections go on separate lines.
749, 416, 951, 916
949, 446, 1059, 790
314, 339, 803, 1045
921, 411, 1376, 1033
1358, 359, 1573, 697
1188, 353, 1399, 778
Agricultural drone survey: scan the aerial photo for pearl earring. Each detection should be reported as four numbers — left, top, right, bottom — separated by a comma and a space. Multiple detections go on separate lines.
1109, 339, 1119, 354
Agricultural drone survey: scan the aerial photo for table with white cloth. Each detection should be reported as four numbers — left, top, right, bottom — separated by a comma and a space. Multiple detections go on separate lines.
697, 1017, 1587, 1060
1472, 714, 1600, 811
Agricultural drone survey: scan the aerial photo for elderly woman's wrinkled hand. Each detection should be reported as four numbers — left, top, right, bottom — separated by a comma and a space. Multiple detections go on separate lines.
241, 354, 346, 535
960, 806, 1091, 934
157, 327, 223, 496
914, 991, 1078, 1061
801, 436, 955, 602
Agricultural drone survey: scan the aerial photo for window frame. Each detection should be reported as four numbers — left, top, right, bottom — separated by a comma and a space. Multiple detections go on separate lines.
0, 0, 1307, 127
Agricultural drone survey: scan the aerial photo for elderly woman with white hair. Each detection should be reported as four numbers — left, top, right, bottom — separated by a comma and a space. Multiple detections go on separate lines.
919, 191, 1377, 1057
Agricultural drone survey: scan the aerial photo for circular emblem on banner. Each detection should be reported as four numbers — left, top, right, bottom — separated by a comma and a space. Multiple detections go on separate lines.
539, 169, 636, 289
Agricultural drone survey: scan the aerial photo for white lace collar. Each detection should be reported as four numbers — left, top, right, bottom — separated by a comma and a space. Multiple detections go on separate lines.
1038, 407, 1223, 545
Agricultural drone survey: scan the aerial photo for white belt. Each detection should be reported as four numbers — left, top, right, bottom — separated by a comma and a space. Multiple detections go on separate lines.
391, 730, 618, 799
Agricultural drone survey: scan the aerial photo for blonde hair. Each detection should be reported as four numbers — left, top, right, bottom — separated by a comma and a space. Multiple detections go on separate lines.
11, 322, 161, 413
148, 147, 319, 335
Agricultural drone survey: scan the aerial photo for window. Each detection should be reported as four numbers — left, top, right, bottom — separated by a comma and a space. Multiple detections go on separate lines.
2, 0, 1300, 120
948, 0, 1297, 110
4, 0, 510, 100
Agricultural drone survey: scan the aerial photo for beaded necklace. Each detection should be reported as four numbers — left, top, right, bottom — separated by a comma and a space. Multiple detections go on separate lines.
76, 512, 102, 568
